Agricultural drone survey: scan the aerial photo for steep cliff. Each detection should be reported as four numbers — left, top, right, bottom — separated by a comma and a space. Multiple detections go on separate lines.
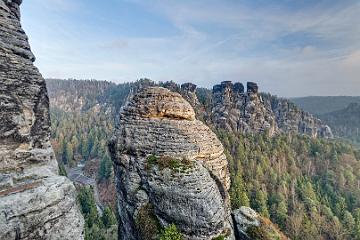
0, 1, 84, 239
109, 87, 234, 240
212, 81, 278, 136
211, 81, 332, 138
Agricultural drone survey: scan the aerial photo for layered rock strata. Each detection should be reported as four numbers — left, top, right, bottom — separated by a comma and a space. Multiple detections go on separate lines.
109, 87, 234, 240
211, 81, 332, 138
0, 1, 84, 239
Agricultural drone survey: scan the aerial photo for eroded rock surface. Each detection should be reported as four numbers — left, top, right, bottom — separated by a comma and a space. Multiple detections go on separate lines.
211, 81, 332, 138
109, 87, 234, 240
233, 207, 288, 240
212, 81, 278, 136
0, 1, 84, 239
180, 82, 199, 107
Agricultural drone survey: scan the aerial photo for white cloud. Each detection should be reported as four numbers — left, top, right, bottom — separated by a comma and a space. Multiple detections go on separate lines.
22, 0, 360, 97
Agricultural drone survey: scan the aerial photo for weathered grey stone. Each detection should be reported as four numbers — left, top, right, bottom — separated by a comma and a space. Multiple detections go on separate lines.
212, 81, 277, 135
0, 1, 84, 239
211, 81, 333, 138
233, 207, 260, 239
247, 82, 258, 94
180, 82, 199, 107
265, 94, 333, 138
233, 82, 244, 94
109, 87, 234, 240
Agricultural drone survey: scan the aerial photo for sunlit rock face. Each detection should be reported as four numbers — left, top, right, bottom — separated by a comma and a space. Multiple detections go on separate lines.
109, 87, 234, 240
0, 1, 84, 239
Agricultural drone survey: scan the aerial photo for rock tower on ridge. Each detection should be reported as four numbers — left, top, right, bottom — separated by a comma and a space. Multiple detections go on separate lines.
211, 81, 333, 138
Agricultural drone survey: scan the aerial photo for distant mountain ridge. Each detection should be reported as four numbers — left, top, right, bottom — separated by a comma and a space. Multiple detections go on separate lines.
320, 102, 360, 145
292, 96, 360, 115
46, 79, 333, 139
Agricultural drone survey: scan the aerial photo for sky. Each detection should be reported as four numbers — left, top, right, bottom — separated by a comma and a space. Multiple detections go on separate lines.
21, 0, 360, 97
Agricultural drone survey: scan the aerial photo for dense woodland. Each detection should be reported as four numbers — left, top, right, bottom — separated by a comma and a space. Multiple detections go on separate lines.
320, 103, 360, 146
218, 130, 360, 239
47, 79, 360, 239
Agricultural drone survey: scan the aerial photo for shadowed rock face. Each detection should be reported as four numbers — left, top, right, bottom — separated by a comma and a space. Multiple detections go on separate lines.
109, 87, 234, 240
247, 82, 258, 94
0, 1, 84, 239
180, 82, 199, 107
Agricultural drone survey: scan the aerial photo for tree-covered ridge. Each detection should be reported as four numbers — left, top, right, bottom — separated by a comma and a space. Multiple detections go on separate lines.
320, 103, 360, 146
47, 78, 115, 112
291, 96, 360, 115
218, 130, 360, 239
50, 107, 114, 168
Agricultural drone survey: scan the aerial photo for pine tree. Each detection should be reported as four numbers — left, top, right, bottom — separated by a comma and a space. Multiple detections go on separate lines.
101, 207, 117, 229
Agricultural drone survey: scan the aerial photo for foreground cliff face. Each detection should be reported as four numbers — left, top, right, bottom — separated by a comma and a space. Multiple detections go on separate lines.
211, 81, 333, 138
109, 87, 234, 240
0, 1, 84, 239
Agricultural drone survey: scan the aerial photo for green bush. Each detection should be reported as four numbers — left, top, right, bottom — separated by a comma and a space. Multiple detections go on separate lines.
212, 235, 225, 240
136, 204, 161, 239
146, 155, 193, 171
159, 224, 183, 240
101, 206, 117, 229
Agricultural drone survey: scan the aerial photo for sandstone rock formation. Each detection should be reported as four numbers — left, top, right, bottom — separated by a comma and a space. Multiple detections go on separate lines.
0, 1, 84, 239
109, 87, 234, 240
233, 207, 260, 238
211, 81, 333, 138
264, 94, 333, 138
180, 82, 199, 107
233, 207, 287, 240
212, 81, 278, 136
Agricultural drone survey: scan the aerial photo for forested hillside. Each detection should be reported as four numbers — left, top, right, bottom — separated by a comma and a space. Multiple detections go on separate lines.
47, 79, 121, 240
218, 130, 360, 239
47, 79, 360, 239
320, 103, 360, 146
292, 96, 360, 115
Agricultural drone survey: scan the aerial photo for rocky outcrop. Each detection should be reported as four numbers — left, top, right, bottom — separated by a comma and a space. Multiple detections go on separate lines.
0, 1, 84, 239
211, 81, 332, 138
109, 87, 234, 240
233, 207, 287, 240
233, 207, 260, 238
180, 82, 199, 107
263, 93, 333, 138
246, 82, 258, 94
212, 81, 278, 136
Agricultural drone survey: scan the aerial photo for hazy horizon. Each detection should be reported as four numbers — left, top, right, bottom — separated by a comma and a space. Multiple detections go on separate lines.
22, 0, 360, 97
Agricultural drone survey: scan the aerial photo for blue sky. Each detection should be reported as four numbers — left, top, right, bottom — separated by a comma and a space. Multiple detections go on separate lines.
21, 0, 360, 97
